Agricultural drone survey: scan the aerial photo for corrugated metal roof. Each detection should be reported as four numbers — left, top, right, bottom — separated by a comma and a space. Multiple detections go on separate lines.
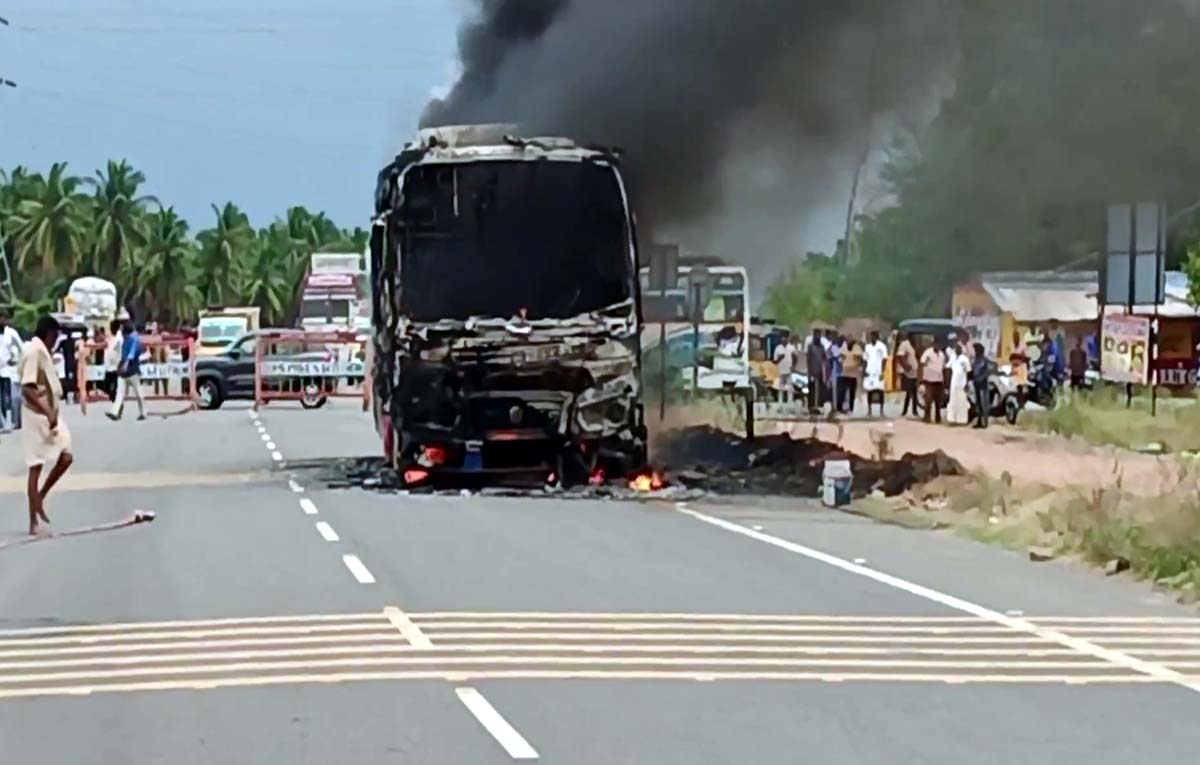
979, 271, 1099, 322
976, 269, 1200, 320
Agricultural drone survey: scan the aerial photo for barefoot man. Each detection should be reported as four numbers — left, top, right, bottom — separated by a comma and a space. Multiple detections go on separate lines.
20, 315, 74, 536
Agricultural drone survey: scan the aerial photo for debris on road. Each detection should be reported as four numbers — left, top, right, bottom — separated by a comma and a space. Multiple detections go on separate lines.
293, 425, 962, 503
1105, 557, 1131, 576
654, 426, 963, 499
1028, 546, 1057, 562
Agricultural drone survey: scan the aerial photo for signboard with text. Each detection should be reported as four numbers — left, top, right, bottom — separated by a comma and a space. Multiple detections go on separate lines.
1100, 314, 1151, 385
262, 359, 365, 378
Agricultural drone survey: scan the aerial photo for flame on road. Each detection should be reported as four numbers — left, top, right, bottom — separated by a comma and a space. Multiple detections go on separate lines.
628, 471, 665, 492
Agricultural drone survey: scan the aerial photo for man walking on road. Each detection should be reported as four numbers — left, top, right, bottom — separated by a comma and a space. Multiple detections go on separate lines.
103, 319, 123, 402
0, 309, 23, 432
20, 315, 74, 536
108, 320, 146, 421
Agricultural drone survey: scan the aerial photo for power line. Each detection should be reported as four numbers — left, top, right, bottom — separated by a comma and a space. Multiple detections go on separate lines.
1, 14, 14, 89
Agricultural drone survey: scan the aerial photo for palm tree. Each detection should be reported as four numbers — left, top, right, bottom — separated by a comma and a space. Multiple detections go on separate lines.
7, 162, 87, 276
196, 202, 254, 305
238, 222, 296, 324
125, 207, 202, 323
86, 159, 158, 278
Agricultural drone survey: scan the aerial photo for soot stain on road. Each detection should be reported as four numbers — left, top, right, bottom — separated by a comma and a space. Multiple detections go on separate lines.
285, 426, 962, 503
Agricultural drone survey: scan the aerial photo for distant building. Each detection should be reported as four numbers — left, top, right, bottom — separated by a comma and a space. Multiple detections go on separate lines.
953, 270, 1200, 387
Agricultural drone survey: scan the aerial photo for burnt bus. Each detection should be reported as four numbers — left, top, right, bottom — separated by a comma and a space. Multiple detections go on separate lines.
369, 125, 646, 487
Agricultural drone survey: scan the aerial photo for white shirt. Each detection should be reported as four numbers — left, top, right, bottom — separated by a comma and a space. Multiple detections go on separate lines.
863, 340, 888, 377
774, 342, 797, 375
104, 332, 123, 372
0, 326, 23, 381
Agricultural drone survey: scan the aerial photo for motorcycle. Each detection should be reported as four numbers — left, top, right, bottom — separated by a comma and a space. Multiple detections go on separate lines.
1026, 362, 1060, 409
968, 364, 1023, 425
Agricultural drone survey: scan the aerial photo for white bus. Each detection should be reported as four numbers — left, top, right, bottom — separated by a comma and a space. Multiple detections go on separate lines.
639, 261, 752, 393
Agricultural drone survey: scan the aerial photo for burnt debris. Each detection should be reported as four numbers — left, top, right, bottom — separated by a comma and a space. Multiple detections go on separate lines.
294, 425, 962, 502
654, 426, 963, 499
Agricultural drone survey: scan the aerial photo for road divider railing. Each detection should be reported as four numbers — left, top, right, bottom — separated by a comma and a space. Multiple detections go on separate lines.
77, 334, 198, 415
252, 328, 371, 412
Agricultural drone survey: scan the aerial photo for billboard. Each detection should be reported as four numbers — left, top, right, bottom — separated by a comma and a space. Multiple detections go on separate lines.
1100, 314, 1151, 385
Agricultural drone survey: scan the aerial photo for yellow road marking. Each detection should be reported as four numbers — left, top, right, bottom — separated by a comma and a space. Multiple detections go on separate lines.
410, 632, 1051, 644
0, 612, 386, 639
0, 643, 1096, 670
0, 655, 1133, 686
0, 621, 394, 648
416, 621, 1028, 634
0, 670, 1174, 700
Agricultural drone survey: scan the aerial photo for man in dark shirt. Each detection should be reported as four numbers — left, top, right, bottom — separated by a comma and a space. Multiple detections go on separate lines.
805, 328, 827, 415
1069, 337, 1088, 389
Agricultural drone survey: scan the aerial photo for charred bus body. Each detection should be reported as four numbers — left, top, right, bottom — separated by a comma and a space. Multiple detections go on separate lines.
370, 126, 646, 487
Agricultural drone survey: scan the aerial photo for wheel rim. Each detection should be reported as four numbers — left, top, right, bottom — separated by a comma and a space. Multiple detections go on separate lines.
198, 382, 215, 407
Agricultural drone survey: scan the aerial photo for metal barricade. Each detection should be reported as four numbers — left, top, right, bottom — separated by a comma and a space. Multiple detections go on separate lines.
77, 334, 197, 414
252, 329, 371, 411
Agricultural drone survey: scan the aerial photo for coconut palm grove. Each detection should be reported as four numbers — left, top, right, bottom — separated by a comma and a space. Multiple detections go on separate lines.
0, 160, 367, 330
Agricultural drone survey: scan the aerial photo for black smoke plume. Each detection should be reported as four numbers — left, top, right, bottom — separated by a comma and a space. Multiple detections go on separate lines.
424, 0, 957, 270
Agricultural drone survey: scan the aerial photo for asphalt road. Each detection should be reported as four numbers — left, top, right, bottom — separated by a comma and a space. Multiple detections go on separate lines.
2, 399, 1199, 764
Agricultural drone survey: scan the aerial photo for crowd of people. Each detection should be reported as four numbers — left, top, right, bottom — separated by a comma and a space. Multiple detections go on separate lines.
769, 319, 1097, 429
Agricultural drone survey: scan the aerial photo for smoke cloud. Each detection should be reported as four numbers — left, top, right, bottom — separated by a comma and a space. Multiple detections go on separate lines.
424, 1, 958, 277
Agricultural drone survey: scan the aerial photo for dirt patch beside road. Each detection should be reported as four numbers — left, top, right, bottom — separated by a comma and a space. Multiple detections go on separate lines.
777, 418, 1177, 495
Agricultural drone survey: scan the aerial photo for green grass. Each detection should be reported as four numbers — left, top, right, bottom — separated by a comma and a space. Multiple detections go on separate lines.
1021, 386, 1200, 453
857, 467, 1200, 603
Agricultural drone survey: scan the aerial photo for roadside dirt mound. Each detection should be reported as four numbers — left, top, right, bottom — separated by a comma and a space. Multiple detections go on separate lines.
657, 426, 963, 499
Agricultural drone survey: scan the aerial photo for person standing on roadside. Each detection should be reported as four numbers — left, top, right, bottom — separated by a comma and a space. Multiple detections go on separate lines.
0, 309, 24, 432
946, 342, 971, 426
1069, 337, 1088, 389
971, 342, 993, 429
805, 327, 827, 415
920, 338, 946, 424
897, 332, 919, 418
108, 320, 146, 421
827, 333, 844, 415
1009, 330, 1029, 395
862, 331, 889, 418
772, 331, 797, 403
840, 338, 863, 414
20, 316, 74, 536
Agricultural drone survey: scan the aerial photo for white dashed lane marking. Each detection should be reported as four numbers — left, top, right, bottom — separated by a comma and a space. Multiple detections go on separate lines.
342, 555, 375, 584
315, 522, 340, 542
456, 687, 539, 760
300, 499, 318, 516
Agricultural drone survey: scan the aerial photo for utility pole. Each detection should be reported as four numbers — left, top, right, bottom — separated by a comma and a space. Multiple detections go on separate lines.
0, 15, 15, 307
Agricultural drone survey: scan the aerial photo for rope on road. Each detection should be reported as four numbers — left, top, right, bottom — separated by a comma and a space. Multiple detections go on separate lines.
0, 511, 155, 553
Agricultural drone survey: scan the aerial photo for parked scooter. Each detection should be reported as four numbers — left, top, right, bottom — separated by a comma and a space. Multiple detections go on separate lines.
968, 365, 1023, 425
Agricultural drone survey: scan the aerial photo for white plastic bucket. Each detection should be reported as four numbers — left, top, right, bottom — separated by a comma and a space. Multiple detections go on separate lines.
822, 459, 853, 507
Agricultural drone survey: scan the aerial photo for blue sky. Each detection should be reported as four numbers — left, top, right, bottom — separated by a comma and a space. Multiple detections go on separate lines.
0, 0, 462, 232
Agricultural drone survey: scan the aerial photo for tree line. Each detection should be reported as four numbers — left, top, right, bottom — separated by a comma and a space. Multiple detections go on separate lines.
766, 1, 1200, 331
0, 160, 366, 330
